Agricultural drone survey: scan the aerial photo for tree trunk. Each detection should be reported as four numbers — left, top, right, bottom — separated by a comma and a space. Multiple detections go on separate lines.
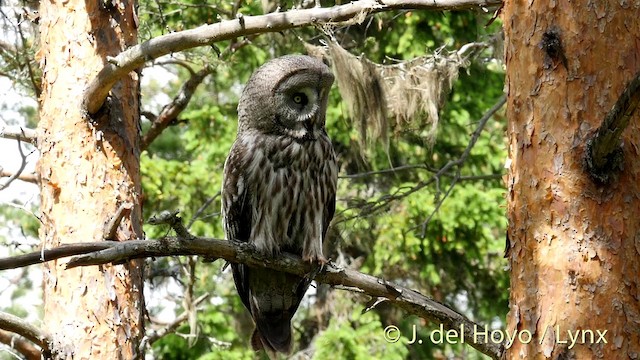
503, 1, 640, 359
37, 1, 143, 358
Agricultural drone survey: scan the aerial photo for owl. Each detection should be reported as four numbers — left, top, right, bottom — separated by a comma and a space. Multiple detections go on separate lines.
221, 55, 338, 354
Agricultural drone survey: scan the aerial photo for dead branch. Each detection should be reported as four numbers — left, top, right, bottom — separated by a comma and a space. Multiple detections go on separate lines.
0, 329, 41, 360
103, 202, 134, 240
0, 39, 17, 54
0, 125, 37, 145
141, 65, 214, 150
0, 170, 38, 184
82, 0, 502, 115
0, 138, 33, 191
0, 242, 113, 270
139, 293, 211, 353
0, 236, 504, 359
585, 71, 640, 183
0, 311, 50, 356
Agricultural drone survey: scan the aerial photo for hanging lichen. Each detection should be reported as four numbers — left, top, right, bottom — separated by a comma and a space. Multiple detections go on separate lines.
307, 41, 481, 152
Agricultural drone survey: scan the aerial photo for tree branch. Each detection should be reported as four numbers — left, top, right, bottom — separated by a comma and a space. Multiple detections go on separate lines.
0, 329, 42, 360
0, 170, 38, 184
585, 71, 640, 183
0, 39, 17, 54
141, 65, 213, 150
415, 94, 506, 235
0, 236, 504, 359
0, 311, 50, 356
0, 138, 35, 191
0, 242, 113, 270
82, 0, 502, 114
0, 125, 37, 145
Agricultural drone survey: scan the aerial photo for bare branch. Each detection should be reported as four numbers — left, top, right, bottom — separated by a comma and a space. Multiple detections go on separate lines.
15, 12, 41, 97
0, 139, 33, 191
141, 65, 214, 150
187, 191, 221, 229
103, 202, 134, 240
340, 164, 435, 179
0, 329, 41, 360
0, 311, 50, 355
0, 170, 38, 184
82, 0, 502, 114
0, 236, 504, 359
0, 242, 112, 270
0, 39, 17, 54
0, 125, 37, 145
585, 71, 640, 183
415, 94, 506, 235
141, 293, 210, 350
458, 173, 503, 181
153, 59, 196, 76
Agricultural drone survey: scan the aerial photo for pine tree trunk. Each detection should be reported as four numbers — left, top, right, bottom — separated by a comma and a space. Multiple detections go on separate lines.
36, 1, 143, 358
503, 1, 640, 358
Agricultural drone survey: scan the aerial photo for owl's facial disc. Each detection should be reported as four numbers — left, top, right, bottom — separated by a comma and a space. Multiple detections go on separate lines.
274, 85, 326, 141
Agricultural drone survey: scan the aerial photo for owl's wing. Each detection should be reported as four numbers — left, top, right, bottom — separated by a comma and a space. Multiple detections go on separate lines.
323, 189, 336, 239
322, 148, 338, 240
221, 142, 252, 311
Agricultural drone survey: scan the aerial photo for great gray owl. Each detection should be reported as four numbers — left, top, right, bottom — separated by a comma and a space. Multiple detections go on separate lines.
221, 55, 338, 354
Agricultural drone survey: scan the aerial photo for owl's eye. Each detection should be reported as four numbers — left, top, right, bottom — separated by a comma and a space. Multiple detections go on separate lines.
292, 92, 308, 105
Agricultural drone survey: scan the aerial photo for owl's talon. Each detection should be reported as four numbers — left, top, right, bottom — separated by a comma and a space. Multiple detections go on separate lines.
304, 261, 325, 282
302, 254, 327, 265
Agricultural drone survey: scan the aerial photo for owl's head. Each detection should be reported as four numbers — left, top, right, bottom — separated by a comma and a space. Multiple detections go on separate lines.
237, 55, 334, 141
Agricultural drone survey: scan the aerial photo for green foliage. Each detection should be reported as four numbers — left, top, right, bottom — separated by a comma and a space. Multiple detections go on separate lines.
314, 307, 409, 360
151, 298, 255, 360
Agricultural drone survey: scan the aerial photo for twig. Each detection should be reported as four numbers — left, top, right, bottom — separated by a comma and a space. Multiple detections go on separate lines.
141, 65, 214, 150
103, 203, 133, 240
0, 236, 504, 359
340, 164, 434, 179
0, 311, 50, 355
0, 125, 36, 145
152, 0, 170, 34
139, 293, 210, 352
0, 139, 31, 191
15, 12, 41, 97
82, 0, 503, 114
585, 71, 640, 183
0, 39, 17, 54
153, 59, 196, 76
458, 173, 503, 181
416, 94, 506, 235
147, 211, 195, 240
186, 191, 221, 229
0, 329, 41, 360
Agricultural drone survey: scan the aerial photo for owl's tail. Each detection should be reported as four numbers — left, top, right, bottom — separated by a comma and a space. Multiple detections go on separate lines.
251, 312, 293, 353
246, 269, 311, 355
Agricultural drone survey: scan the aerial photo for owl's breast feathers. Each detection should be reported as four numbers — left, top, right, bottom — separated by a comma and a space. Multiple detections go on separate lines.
223, 130, 337, 258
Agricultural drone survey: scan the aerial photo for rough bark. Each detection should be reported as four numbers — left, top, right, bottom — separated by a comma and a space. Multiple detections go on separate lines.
503, 1, 640, 359
36, 0, 144, 358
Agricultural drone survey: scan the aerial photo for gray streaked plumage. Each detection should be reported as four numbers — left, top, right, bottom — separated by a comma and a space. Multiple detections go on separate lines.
221, 55, 338, 354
